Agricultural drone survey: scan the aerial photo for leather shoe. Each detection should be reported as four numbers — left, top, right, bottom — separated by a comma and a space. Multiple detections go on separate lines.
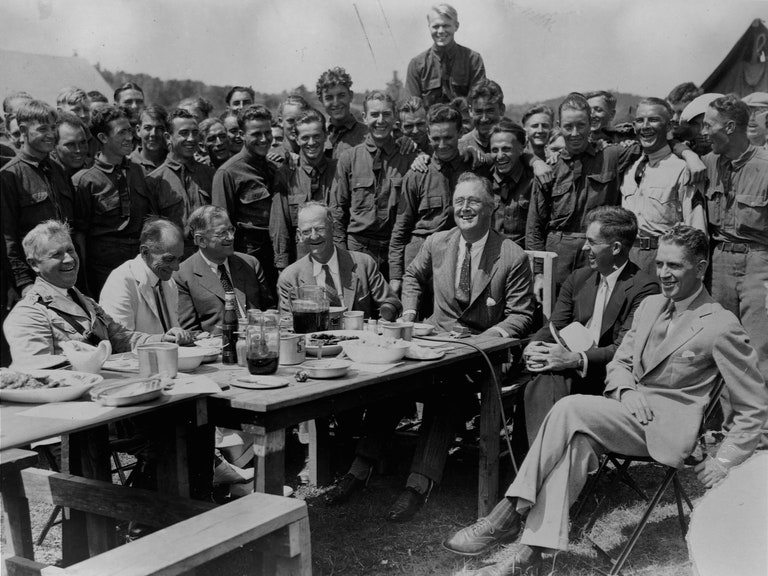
471, 546, 541, 576
387, 486, 428, 522
325, 473, 365, 505
443, 515, 521, 556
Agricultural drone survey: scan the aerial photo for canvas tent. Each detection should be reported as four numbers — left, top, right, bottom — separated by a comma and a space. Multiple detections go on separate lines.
702, 19, 768, 97
0, 49, 113, 105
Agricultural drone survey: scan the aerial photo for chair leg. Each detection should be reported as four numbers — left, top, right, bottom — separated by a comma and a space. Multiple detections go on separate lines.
572, 454, 611, 525
671, 475, 689, 537
608, 468, 677, 575
613, 458, 648, 502
111, 452, 128, 485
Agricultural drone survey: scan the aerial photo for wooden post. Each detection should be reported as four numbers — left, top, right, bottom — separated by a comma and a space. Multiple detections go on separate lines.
478, 365, 503, 516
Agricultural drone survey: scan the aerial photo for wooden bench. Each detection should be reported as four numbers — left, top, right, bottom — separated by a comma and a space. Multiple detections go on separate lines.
2, 450, 311, 576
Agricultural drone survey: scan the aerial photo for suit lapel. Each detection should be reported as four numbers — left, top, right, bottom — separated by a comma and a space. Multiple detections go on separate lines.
193, 252, 225, 301
599, 264, 635, 337
227, 256, 249, 309
645, 309, 705, 374
441, 230, 462, 315
576, 270, 599, 325
634, 297, 667, 377
44, 289, 89, 319
130, 256, 161, 321
337, 249, 359, 311
469, 231, 500, 305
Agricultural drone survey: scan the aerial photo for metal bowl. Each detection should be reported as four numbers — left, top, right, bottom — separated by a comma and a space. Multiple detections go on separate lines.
300, 359, 352, 379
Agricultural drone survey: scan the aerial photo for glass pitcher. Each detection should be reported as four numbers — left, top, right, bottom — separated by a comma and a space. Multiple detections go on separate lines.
246, 310, 279, 375
289, 285, 330, 333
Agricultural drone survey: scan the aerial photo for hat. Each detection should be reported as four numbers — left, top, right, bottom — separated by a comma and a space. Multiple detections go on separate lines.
680, 93, 724, 123
742, 92, 768, 108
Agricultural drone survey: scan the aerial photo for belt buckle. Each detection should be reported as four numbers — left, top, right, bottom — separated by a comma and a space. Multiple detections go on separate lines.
638, 236, 651, 250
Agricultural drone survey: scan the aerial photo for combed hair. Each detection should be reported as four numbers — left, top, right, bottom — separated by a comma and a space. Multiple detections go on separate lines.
710, 94, 750, 129
199, 117, 225, 138
237, 104, 272, 129
178, 96, 213, 119
585, 90, 617, 112
225, 86, 255, 106
3, 91, 33, 114
667, 82, 702, 106
455, 172, 493, 202
429, 3, 458, 23
427, 103, 462, 131
219, 109, 239, 123
295, 108, 327, 133
489, 117, 526, 146
56, 86, 89, 107
114, 82, 144, 103
450, 96, 469, 114
660, 224, 709, 263
139, 104, 169, 130
168, 108, 197, 124
87, 90, 109, 104
188, 205, 230, 236
22, 220, 71, 261
279, 94, 310, 116
522, 105, 555, 126
55, 112, 87, 142
469, 79, 504, 106
298, 201, 333, 224
399, 96, 426, 116
89, 105, 131, 138
139, 217, 183, 249
363, 90, 395, 113
315, 67, 353, 99
637, 97, 674, 120
15, 100, 57, 127
558, 92, 591, 121
585, 206, 638, 248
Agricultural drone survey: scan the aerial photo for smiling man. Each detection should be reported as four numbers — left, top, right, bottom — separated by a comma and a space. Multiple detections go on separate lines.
50, 112, 89, 180
522, 105, 555, 162
114, 82, 146, 122
458, 79, 505, 166
398, 97, 431, 155
147, 109, 215, 257
198, 118, 231, 169
316, 67, 368, 159
72, 105, 158, 298
129, 105, 169, 176
443, 225, 767, 575
225, 86, 255, 112
406, 3, 486, 109
621, 97, 707, 276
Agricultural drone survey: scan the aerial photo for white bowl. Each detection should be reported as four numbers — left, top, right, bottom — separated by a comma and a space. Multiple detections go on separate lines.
177, 347, 208, 371
194, 346, 220, 363
339, 340, 410, 364
0, 369, 103, 403
300, 359, 351, 379
413, 323, 435, 336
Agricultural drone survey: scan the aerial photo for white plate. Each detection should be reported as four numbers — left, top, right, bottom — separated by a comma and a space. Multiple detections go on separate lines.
405, 346, 446, 361
103, 352, 139, 373
0, 370, 104, 403
12, 355, 69, 370
232, 375, 291, 390
305, 330, 364, 357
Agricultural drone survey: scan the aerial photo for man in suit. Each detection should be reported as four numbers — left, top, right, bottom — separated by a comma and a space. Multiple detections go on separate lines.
174, 205, 275, 335
100, 218, 192, 344
443, 225, 768, 575
522, 206, 659, 442
4, 220, 163, 366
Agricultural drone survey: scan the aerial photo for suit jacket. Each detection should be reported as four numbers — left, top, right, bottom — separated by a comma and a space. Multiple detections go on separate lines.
277, 247, 402, 318
605, 291, 768, 469
531, 262, 659, 392
3, 278, 159, 366
173, 251, 275, 334
402, 228, 534, 337
99, 255, 180, 334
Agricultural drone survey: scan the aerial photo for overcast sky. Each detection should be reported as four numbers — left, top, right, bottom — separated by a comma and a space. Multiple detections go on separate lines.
1, 0, 766, 103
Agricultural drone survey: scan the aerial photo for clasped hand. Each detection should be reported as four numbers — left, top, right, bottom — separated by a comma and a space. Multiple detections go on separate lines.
524, 341, 579, 372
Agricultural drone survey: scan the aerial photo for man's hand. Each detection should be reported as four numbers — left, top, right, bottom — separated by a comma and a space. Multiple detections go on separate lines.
694, 456, 728, 488
163, 327, 194, 345
620, 389, 654, 425
390, 279, 402, 297
532, 159, 553, 185
267, 150, 286, 164
401, 311, 417, 323
524, 342, 579, 372
410, 152, 431, 173
533, 273, 544, 304
397, 136, 417, 155
681, 149, 707, 185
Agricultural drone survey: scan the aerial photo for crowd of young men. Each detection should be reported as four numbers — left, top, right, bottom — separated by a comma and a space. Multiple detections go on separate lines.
2, 3, 768, 573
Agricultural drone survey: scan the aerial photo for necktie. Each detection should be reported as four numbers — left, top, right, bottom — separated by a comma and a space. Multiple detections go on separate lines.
322, 264, 342, 307
439, 49, 454, 101
154, 281, 170, 332
67, 288, 86, 314
115, 162, 131, 231
371, 147, 383, 173
218, 264, 243, 318
588, 277, 609, 345
634, 155, 649, 186
456, 242, 472, 308
642, 300, 675, 370
309, 167, 321, 201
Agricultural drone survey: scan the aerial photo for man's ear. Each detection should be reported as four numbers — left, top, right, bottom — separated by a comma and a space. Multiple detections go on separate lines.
135, 123, 141, 138
725, 120, 735, 135
499, 104, 506, 116
164, 131, 172, 148
696, 258, 709, 279
96, 132, 108, 146
27, 257, 40, 275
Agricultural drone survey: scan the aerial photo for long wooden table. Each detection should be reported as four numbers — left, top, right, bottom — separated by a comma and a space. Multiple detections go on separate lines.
206, 333, 521, 516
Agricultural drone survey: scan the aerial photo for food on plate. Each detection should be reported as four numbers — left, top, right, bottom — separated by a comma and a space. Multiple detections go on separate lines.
308, 333, 359, 346
0, 371, 63, 390
295, 370, 310, 382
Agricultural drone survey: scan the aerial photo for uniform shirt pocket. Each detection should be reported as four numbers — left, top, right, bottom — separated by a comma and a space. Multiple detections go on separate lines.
93, 189, 120, 215
351, 177, 375, 213
735, 193, 768, 237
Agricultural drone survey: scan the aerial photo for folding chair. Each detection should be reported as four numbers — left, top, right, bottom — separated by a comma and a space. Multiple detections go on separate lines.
573, 376, 726, 575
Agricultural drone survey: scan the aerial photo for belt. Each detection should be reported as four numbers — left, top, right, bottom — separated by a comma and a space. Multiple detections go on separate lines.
634, 236, 659, 250
716, 241, 768, 253
549, 231, 586, 239
349, 234, 389, 249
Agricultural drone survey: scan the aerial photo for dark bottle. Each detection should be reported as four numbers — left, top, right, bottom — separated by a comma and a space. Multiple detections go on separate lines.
221, 292, 239, 365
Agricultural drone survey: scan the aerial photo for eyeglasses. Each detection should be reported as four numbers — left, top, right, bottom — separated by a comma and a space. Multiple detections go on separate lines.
453, 197, 484, 209
297, 226, 328, 238
208, 227, 235, 239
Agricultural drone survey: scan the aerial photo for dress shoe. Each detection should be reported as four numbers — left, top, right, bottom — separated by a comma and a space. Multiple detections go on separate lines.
443, 515, 521, 556
387, 484, 430, 522
471, 546, 542, 576
325, 473, 366, 505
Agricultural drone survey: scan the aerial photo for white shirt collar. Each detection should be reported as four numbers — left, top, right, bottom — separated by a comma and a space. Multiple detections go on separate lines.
311, 248, 340, 277
601, 260, 628, 294
199, 250, 229, 277
39, 278, 70, 298
460, 230, 490, 253
139, 255, 161, 285
646, 143, 672, 167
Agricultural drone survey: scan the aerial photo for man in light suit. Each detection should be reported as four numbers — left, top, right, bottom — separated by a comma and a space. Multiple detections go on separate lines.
4, 220, 162, 366
443, 225, 768, 575
522, 207, 659, 442
174, 205, 275, 334
100, 218, 192, 344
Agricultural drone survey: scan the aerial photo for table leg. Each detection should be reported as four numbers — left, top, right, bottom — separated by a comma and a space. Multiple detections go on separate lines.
248, 427, 286, 495
478, 365, 503, 516
0, 449, 38, 561
308, 419, 331, 486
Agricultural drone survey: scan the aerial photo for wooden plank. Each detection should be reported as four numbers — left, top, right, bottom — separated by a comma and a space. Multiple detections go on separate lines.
308, 418, 331, 486
478, 365, 503, 516
0, 448, 38, 560
0, 449, 39, 474
251, 429, 286, 495
5, 556, 49, 576
19, 469, 215, 527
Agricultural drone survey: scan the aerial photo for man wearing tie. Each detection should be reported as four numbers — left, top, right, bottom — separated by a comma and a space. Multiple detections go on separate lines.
100, 218, 192, 344
443, 225, 768, 575
174, 205, 275, 335
522, 206, 659, 442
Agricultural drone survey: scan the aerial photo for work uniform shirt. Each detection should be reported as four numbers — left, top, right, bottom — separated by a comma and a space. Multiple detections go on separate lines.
326, 116, 367, 160
147, 157, 215, 250
406, 42, 486, 109
703, 145, 768, 246
129, 148, 164, 178
621, 144, 705, 238
330, 134, 417, 247
491, 161, 534, 248
389, 153, 471, 280
0, 152, 74, 290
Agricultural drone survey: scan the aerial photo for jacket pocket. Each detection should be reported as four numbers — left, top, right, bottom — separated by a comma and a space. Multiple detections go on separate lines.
351, 177, 375, 214
93, 189, 120, 215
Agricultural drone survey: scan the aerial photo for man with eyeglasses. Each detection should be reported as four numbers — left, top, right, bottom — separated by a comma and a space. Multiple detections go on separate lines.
620, 98, 707, 276
147, 109, 215, 258
174, 205, 275, 334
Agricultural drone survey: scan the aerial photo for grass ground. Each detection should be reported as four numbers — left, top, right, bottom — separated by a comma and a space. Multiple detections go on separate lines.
1, 442, 701, 576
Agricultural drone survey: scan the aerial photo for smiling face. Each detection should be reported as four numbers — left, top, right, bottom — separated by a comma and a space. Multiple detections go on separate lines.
429, 122, 459, 163
204, 122, 231, 163
116, 89, 145, 120
400, 109, 428, 139
321, 85, 352, 123
99, 117, 134, 160
167, 117, 200, 162
524, 113, 553, 149
29, 233, 79, 289
242, 118, 273, 158
137, 114, 166, 154
656, 241, 706, 302
587, 96, 614, 132
363, 99, 396, 143
296, 121, 326, 163
560, 109, 591, 155
21, 116, 57, 159
582, 221, 620, 276
141, 230, 184, 282
197, 214, 235, 263
470, 97, 504, 139
223, 116, 243, 153
298, 205, 334, 263
453, 179, 493, 242
746, 106, 768, 146
55, 123, 88, 170
633, 103, 670, 154
701, 107, 733, 156
490, 131, 523, 174
228, 90, 253, 111
428, 12, 458, 47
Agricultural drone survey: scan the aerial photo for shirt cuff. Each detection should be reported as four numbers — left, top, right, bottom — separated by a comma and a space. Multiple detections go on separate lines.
489, 326, 509, 338
578, 352, 588, 378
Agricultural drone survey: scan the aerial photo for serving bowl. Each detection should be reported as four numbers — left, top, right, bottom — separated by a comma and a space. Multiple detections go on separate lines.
300, 359, 351, 379
177, 347, 208, 371
413, 323, 436, 336
339, 339, 410, 364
